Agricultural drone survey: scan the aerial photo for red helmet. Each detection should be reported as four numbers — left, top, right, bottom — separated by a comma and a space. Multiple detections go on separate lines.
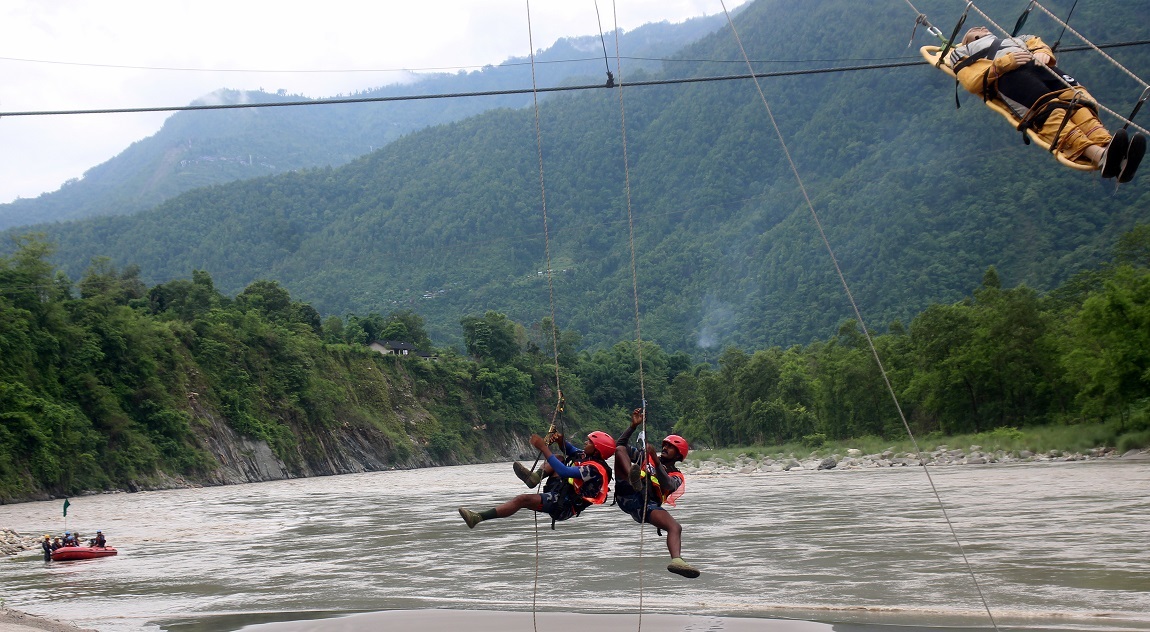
587, 431, 616, 459
662, 434, 689, 460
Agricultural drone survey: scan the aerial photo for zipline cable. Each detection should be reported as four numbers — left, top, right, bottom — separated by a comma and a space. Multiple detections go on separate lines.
724, 1, 1002, 630
3, 41, 1148, 118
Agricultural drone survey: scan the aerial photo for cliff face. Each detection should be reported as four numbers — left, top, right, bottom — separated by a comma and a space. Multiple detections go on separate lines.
176, 378, 535, 489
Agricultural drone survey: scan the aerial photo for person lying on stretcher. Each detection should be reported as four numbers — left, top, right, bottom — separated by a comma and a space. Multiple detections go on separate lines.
948, 26, 1144, 183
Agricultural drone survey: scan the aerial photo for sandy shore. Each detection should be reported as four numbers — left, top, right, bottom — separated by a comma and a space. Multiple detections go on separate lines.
0, 609, 855, 632
0, 610, 94, 632
242, 610, 845, 632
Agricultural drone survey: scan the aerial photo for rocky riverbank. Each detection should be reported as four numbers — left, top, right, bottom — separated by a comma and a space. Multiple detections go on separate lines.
0, 529, 40, 556
682, 445, 1150, 474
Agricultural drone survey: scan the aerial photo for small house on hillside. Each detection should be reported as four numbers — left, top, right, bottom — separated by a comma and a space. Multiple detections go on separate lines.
369, 340, 417, 356
369, 340, 436, 360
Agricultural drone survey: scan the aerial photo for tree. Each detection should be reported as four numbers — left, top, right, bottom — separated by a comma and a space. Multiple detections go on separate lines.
1064, 265, 1150, 424
461, 311, 520, 363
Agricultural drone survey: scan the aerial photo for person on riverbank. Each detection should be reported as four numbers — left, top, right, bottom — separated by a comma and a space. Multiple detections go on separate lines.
614, 408, 698, 578
458, 430, 615, 528
41, 535, 52, 562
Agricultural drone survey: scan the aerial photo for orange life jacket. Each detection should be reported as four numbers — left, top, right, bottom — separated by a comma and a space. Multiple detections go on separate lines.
638, 454, 685, 506
568, 459, 610, 505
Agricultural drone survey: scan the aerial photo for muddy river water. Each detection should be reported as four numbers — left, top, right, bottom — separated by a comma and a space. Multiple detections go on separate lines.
1, 460, 1147, 632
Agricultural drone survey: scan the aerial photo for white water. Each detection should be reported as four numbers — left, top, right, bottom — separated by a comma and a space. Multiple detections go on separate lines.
1, 461, 1148, 632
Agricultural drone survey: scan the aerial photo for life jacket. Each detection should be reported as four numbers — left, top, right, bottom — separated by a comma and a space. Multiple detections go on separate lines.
637, 454, 685, 507
567, 459, 610, 506
544, 456, 611, 530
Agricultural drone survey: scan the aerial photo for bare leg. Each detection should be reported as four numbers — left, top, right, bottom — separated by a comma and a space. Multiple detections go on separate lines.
494, 493, 543, 518
648, 509, 699, 577
647, 509, 683, 558
1083, 144, 1104, 167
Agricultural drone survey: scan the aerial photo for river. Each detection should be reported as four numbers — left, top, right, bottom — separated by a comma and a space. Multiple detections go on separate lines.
1, 460, 1148, 632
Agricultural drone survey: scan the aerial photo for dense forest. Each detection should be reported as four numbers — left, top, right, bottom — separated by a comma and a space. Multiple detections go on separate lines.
3, 225, 1147, 502
4, 0, 1148, 355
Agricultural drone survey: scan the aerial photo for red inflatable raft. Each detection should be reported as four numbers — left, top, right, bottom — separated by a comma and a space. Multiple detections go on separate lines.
51, 546, 118, 561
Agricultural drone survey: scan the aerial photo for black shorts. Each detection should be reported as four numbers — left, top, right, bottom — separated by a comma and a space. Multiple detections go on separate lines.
615, 487, 665, 524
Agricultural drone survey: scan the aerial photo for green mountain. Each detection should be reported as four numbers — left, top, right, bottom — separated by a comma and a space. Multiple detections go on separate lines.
0, 16, 727, 231
6, 0, 1150, 354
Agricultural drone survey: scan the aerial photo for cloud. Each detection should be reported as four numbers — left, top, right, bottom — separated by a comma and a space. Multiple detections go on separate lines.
0, 0, 745, 204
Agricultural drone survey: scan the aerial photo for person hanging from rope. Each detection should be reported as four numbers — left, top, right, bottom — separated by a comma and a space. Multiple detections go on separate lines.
947, 26, 1145, 183
613, 408, 699, 578
458, 430, 615, 529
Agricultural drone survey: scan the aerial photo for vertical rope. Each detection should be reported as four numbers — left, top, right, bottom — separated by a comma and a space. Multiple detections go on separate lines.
607, 2, 649, 630
525, 3, 565, 630
532, 509, 540, 632
594, 0, 613, 78
721, 1, 1001, 630
525, 0, 565, 402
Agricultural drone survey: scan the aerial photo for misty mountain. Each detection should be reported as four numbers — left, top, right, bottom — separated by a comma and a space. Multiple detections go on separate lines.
0, 14, 728, 231
6, 0, 1150, 354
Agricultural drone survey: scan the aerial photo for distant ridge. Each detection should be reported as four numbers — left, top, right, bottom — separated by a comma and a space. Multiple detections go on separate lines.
0, 15, 727, 231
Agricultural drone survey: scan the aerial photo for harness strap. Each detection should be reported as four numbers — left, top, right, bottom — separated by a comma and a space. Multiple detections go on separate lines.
1046, 92, 1084, 154
1124, 87, 1150, 131
1013, 89, 1096, 155
951, 40, 1005, 76
949, 39, 1005, 110
1011, 1, 1035, 38
1050, 0, 1080, 53
936, 2, 972, 68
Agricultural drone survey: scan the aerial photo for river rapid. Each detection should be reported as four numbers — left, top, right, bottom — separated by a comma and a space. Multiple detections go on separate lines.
1, 460, 1148, 632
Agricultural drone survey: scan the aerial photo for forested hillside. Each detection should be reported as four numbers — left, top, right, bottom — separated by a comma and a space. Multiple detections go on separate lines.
4, 225, 1149, 502
5, 0, 1149, 355
0, 15, 727, 231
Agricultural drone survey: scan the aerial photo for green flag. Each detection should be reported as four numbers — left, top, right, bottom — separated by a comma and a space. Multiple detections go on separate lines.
63, 498, 70, 517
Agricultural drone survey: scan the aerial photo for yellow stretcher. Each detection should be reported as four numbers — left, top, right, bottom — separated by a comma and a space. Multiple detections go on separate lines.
921, 45, 1095, 171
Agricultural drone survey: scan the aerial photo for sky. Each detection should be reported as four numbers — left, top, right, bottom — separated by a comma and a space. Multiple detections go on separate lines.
0, 0, 747, 205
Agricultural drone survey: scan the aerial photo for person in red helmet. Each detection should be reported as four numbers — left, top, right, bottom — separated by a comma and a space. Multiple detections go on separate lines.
614, 408, 699, 578
458, 430, 614, 529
